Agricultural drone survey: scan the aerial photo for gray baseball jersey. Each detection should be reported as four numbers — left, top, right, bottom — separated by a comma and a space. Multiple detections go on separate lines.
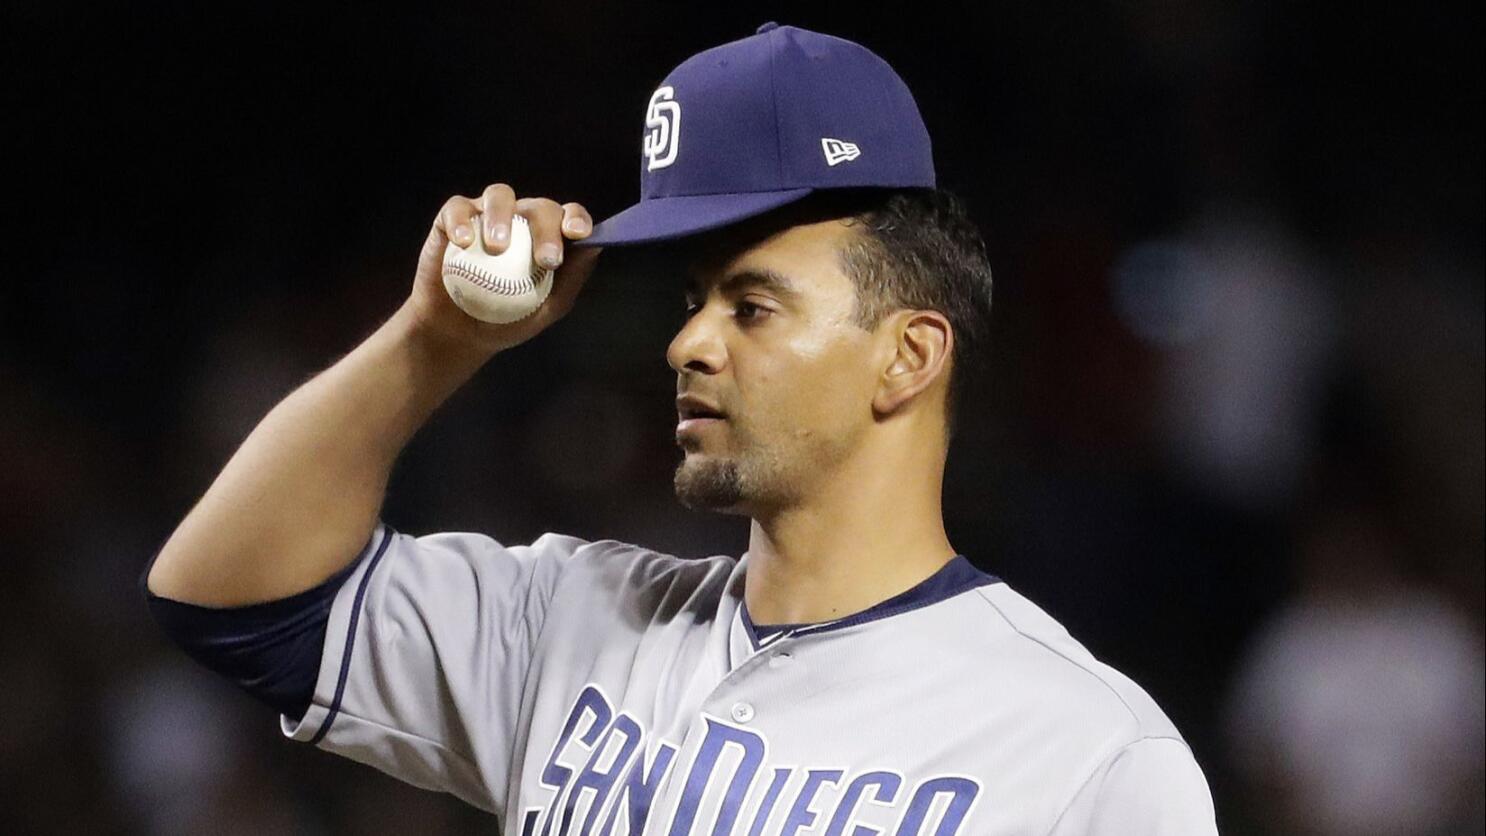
283, 525, 1217, 834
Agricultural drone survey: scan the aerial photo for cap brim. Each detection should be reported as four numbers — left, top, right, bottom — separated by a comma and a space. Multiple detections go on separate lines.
575, 188, 815, 247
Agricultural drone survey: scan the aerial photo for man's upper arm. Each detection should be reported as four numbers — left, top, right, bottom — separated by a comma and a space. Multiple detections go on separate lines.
284, 524, 589, 813
1048, 737, 1218, 836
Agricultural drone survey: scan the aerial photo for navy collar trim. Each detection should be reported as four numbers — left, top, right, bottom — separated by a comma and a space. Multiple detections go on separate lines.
740, 555, 1000, 650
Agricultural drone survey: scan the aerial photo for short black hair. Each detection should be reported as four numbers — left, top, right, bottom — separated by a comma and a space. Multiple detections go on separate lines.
809, 188, 995, 439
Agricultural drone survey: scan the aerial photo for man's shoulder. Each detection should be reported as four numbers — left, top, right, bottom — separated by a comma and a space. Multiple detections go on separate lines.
954, 582, 1184, 744
523, 534, 740, 620
546, 535, 735, 584
421, 528, 734, 579
400, 527, 739, 617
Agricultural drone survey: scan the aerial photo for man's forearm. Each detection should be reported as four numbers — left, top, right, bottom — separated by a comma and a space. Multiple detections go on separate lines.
146, 301, 497, 606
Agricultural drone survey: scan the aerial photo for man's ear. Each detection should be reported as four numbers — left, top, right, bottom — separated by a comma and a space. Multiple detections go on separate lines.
873, 310, 953, 416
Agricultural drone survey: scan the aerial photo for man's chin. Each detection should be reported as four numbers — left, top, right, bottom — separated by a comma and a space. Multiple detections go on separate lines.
674, 455, 748, 514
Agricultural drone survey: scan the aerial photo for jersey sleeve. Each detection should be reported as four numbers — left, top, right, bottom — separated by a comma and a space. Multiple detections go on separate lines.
144, 552, 358, 720
1047, 737, 1219, 836
281, 523, 590, 814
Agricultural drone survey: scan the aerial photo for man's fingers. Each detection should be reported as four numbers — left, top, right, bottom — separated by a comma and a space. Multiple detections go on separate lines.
415, 187, 600, 350
437, 195, 480, 248
440, 190, 583, 262
479, 183, 517, 253
561, 202, 593, 239
517, 197, 567, 270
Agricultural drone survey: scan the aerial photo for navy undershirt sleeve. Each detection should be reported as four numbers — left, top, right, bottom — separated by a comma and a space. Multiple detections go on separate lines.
142, 556, 361, 721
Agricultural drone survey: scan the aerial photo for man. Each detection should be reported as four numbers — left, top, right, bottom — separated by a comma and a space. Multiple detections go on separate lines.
146, 23, 1218, 834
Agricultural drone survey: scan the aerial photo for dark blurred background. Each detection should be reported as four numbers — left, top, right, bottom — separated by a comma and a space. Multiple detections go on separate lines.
2, 1, 1481, 833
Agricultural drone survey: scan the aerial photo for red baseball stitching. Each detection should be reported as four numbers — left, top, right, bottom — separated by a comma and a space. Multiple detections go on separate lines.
443, 259, 551, 297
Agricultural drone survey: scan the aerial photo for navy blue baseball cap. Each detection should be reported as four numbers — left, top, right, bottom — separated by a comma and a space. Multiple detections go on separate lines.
581, 22, 935, 247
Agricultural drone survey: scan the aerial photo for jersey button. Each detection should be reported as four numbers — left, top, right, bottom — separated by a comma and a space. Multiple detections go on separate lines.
730, 702, 756, 723
768, 652, 794, 669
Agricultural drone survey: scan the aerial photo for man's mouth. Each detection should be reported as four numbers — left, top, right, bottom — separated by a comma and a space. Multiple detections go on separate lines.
676, 416, 725, 436
676, 395, 726, 436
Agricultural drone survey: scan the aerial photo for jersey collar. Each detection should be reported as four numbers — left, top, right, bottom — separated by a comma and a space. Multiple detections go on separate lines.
737, 555, 1001, 652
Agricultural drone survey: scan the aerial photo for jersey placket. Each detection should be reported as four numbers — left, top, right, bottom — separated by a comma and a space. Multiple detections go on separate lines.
640, 608, 808, 835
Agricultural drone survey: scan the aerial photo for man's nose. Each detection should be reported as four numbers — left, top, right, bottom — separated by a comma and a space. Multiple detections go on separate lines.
666, 308, 727, 374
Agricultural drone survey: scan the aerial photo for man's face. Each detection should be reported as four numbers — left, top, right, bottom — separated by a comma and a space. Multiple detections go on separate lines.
668, 217, 883, 516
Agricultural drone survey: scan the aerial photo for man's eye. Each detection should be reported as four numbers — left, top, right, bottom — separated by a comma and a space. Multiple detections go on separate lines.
682, 301, 770, 321
735, 301, 769, 320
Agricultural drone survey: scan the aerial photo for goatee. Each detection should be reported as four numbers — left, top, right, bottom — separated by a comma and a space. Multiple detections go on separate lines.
674, 455, 745, 512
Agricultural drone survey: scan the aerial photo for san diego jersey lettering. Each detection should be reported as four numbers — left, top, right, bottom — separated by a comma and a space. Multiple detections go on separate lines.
282, 526, 1216, 834
522, 685, 978, 836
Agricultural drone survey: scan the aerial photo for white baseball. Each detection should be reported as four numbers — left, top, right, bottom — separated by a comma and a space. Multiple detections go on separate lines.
441, 214, 555, 324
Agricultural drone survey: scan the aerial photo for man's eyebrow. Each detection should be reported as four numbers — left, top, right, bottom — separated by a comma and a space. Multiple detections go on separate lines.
684, 268, 801, 301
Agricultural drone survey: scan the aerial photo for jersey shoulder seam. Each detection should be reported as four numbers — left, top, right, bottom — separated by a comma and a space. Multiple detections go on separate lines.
972, 586, 1144, 727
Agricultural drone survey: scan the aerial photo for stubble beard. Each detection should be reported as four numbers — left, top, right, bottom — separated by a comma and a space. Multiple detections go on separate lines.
673, 419, 790, 515
674, 418, 849, 515
673, 453, 748, 513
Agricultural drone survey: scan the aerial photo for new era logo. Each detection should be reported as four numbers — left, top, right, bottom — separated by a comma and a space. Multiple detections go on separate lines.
821, 137, 861, 166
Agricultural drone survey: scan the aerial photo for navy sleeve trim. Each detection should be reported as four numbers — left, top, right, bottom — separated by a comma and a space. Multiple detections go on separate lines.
142, 530, 384, 722
309, 526, 394, 744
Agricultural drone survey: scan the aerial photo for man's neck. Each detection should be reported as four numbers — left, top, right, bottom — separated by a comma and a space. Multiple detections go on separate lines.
741, 453, 957, 626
